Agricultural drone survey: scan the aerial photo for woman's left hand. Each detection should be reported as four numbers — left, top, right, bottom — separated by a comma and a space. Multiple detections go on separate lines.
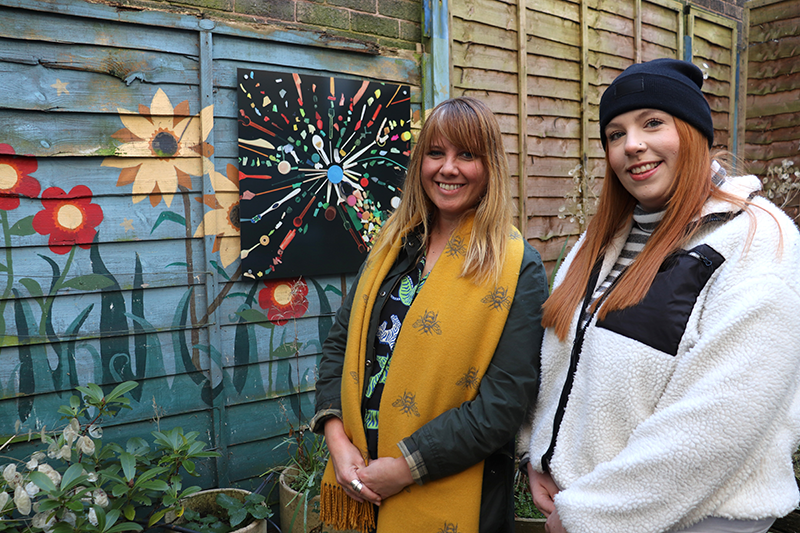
545, 508, 567, 533
356, 456, 414, 500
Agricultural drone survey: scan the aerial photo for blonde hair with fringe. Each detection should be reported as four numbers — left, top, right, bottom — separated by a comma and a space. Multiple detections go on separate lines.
543, 118, 764, 340
370, 96, 513, 284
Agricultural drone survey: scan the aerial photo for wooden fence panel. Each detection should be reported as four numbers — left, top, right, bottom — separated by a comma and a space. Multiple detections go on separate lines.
745, 0, 800, 218
451, 0, 740, 275
0, 0, 421, 495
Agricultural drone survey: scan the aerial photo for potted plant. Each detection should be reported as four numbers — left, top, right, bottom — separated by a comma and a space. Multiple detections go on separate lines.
273, 425, 327, 533
514, 468, 546, 533
270, 424, 357, 533
0, 381, 270, 533
166, 487, 271, 533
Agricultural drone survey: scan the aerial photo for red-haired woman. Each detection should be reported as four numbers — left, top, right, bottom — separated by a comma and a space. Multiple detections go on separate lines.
520, 58, 800, 533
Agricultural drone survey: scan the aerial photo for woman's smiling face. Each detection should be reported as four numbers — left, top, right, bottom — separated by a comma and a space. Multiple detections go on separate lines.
421, 135, 488, 221
605, 108, 681, 212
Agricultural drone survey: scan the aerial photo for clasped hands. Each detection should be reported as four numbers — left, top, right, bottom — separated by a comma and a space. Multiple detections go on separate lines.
324, 418, 414, 506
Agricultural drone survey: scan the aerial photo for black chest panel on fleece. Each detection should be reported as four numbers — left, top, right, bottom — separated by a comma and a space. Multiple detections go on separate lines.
596, 243, 725, 356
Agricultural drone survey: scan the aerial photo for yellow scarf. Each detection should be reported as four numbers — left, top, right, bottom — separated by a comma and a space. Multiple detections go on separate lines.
321, 216, 524, 533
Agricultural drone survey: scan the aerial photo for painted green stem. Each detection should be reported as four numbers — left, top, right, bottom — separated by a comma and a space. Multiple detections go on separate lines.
38, 246, 76, 338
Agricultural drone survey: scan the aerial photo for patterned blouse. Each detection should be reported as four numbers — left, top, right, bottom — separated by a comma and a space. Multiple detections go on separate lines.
363, 254, 428, 460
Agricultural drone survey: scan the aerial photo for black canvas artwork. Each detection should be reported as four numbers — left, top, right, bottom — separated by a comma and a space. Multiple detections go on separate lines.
237, 69, 411, 279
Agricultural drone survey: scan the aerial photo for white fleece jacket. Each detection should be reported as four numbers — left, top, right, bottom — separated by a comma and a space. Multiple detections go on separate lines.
521, 175, 800, 533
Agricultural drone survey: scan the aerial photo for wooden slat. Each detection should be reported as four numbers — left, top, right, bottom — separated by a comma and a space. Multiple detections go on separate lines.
212, 34, 419, 86
0, 5, 199, 54
452, 41, 519, 75
747, 88, 800, 117
454, 66, 519, 93
745, 112, 800, 131
452, 18, 518, 50
526, 10, 581, 45
747, 35, 800, 62
748, 72, 800, 95
0, 109, 209, 157
452, 0, 519, 31
748, 0, 800, 26
0, 60, 199, 114
748, 15, 800, 42
747, 57, 800, 79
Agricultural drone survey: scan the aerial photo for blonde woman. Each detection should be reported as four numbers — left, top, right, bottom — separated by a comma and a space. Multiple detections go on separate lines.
312, 97, 548, 533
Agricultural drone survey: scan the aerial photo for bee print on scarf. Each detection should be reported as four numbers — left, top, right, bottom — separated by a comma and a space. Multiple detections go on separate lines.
482, 286, 511, 311
456, 367, 480, 390
444, 235, 467, 258
392, 390, 421, 417
413, 309, 442, 335
437, 521, 459, 533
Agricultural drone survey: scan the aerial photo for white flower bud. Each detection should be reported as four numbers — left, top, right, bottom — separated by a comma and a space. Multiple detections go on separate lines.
93, 489, 108, 508
32, 511, 54, 529
0, 491, 8, 511
58, 445, 71, 462
77, 436, 95, 455
88, 507, 98, 526
62, 419, 80, 446
2, 465, 16, 483
13, 485, 31, 515
88, 424, 103, 439
24, 482, 39, 498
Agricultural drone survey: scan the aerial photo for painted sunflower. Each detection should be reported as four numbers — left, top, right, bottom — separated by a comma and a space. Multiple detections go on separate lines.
102, 89, 214, 207
194, 163, 240, 268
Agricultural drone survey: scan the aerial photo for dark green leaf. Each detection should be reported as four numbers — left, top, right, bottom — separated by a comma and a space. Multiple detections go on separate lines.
120, 451, 136, 482
151, 211, 186, 234
29, 470, 57, 492
61, 463, 88, 491
106, 381, 138, 401
230, 508, 247, 527
209, 260, 231, 281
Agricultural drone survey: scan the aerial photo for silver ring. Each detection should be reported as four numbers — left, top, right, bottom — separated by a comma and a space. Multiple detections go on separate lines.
350, 479, 363, 493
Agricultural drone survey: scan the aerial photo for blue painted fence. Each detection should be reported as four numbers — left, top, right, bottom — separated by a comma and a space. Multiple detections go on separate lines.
0, 0, 422, 491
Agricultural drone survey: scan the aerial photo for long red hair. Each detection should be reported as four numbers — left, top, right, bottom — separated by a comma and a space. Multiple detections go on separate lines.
542, 118, 748, 340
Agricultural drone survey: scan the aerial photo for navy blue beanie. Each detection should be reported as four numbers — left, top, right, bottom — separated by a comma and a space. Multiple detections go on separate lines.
599, 58, 714, 148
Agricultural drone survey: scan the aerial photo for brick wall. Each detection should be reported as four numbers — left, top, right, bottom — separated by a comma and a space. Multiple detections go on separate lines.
690, 0, 744, 23
129, 0, 422, 50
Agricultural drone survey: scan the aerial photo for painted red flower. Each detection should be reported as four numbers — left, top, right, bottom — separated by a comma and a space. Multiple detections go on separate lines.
0, 144, 40, 211
258, 278, 309, 326
32, 185, 104, 254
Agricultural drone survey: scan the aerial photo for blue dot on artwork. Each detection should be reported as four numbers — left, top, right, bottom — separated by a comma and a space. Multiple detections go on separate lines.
328, 165, 344, 184
311, 154, 320, 163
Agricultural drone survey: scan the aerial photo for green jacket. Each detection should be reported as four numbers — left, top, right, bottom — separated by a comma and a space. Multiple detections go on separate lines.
313, 231, 548, 532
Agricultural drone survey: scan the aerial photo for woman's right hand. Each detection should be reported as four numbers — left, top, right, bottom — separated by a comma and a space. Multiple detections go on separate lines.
527, 463, 559, 517
323, 418, 382, 505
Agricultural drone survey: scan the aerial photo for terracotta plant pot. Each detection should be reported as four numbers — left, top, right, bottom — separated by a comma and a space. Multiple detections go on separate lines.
279, 467, 358, 533
166, 487, 267, 533
514, 516, 547, 533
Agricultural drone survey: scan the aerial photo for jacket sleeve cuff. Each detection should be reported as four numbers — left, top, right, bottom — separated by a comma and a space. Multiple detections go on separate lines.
518, 451, 531, 474
398, 437, 428, 485
309, 409, 342, 434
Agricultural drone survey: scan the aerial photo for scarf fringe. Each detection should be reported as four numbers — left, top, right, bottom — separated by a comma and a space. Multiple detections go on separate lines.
320, 482, 375, 533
